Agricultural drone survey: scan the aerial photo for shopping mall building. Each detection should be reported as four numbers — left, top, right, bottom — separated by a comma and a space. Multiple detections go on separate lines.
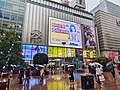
91, 0, 120, 60
22, 0, 98, 66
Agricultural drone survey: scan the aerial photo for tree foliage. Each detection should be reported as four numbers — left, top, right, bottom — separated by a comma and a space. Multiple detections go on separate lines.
0, 29, 24, 70
95, 56, 110, 67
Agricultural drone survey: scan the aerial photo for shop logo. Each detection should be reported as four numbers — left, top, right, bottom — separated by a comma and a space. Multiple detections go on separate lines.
30, 30, 42, 44
116, 19, 120, 26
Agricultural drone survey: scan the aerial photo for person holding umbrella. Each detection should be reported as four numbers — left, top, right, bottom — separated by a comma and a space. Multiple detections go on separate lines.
109, 64, 115, 79
68, 67, 74, 83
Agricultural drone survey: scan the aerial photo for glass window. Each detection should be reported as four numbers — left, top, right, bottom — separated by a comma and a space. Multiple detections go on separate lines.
19, 6, 24, 11
13, 5, 19, 11
19, 6, 24, 13
10, 23, 16, 29
6, 0, 13, 1
17, 24, 22, 29
0, 1, 5, 9
4, 12, 10, 19
11, 13, 17, 20
3, 21, 10, 28
20, 0, 25, 2
6, 2, 12, 10
18, 15, 24, 22
0, 10, 3, 18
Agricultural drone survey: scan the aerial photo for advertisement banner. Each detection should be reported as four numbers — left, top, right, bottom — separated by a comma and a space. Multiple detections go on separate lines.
22, 44, 47, 60
71, 48, 76, 57
53, 47, 58, 57
48, 46, 53, 57
48, 46, 75, 57
66, 48, 71, 57
83, 50, 96, 59
49, 17, 82, 48
83, 25, 96, 49
58, 47, 63, 57
75, 49, 83, 57
83, 50, 90, 58
62, 48, 66, 57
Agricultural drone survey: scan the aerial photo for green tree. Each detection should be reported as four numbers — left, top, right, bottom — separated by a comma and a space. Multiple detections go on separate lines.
95, 56, 110, 67
0, 29, 25, 71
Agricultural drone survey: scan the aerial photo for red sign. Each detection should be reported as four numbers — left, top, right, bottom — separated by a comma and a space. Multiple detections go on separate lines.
108, 52, 115, 59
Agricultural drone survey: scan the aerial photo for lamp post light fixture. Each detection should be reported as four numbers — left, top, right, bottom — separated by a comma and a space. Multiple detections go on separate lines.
62, 42, 66, 73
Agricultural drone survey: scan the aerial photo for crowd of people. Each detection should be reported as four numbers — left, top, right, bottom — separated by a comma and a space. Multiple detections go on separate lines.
17, 62, 120, 86
18, 67, 44, 84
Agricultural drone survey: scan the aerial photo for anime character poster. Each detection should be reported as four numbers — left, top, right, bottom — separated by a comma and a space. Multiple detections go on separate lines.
49, 17, 82, 48
83, 25, 96, 49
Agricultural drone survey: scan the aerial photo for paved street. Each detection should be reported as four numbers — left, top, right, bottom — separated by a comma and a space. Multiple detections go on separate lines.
9, 71, 120, 90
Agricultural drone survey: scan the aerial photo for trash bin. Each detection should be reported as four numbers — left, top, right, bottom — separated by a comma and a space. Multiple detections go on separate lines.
81, 74, 94, 89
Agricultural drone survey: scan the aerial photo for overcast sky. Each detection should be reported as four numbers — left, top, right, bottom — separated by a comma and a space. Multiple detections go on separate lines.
52, 0, 120, 11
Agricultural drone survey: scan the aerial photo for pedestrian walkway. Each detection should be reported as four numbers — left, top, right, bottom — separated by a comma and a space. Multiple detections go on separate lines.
8, 72, 120, 90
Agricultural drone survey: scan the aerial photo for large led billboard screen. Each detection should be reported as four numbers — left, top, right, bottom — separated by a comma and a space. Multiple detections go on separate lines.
83, 25, 96, 49
49, 17, 82, 48
22, 44, 47, 61
48, 46, 76, 57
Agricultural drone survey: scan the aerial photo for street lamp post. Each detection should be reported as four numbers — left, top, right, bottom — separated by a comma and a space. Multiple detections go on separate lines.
62, 42, 66, 73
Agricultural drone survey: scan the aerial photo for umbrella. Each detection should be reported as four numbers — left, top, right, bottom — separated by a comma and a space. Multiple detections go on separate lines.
67, 65, 74, 68
89, 62, 103, 67
29, 64, 34, 67
36, 65, 44, 68
106, 61, 113, 66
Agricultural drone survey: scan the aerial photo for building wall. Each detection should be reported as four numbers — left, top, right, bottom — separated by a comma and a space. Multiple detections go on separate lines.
95, 10, 120, 58
91, 0, 108, 16
91, 0, 120, 18
0, 0, 25, 33
23, 0, 94, 47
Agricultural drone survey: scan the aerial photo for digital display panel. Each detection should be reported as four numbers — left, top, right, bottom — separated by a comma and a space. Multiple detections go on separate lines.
83, 25, 96, 49
48, 46, 75, 57
22, 44, 47, 61
49, 17, 82, 48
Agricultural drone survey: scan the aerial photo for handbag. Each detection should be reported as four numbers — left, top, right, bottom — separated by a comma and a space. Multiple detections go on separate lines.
99, 75, 105, 81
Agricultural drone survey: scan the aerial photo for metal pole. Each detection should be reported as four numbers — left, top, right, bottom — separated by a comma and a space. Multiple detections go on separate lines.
62, 42, 66, 74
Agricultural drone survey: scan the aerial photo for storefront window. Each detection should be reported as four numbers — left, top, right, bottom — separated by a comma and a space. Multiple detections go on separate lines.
4, 12, 10, 19
18, 15, 24, 22
0, 1, 5, 9
11, 13, 17, 20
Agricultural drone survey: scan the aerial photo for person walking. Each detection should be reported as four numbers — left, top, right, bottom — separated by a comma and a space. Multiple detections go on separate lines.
40, 68, 44, 80
25, 68, 30, 85
88, 65, 91, 73
109, 64, 115, 79
18, 67, 24, 84
96, 65, 102, 84
91, 65, 96, 76
68, 68, 74, 83
117, 63, 120, 75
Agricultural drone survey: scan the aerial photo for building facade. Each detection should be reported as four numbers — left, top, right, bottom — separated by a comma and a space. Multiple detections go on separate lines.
0, 0, 25, 34
69, 0, 86, 9
91, 0, 120, 59
91, 0, 120, 18
22, 0, 98, 64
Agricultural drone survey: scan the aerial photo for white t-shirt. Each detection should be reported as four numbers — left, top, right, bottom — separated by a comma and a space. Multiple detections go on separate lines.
96, 68, 102, 75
